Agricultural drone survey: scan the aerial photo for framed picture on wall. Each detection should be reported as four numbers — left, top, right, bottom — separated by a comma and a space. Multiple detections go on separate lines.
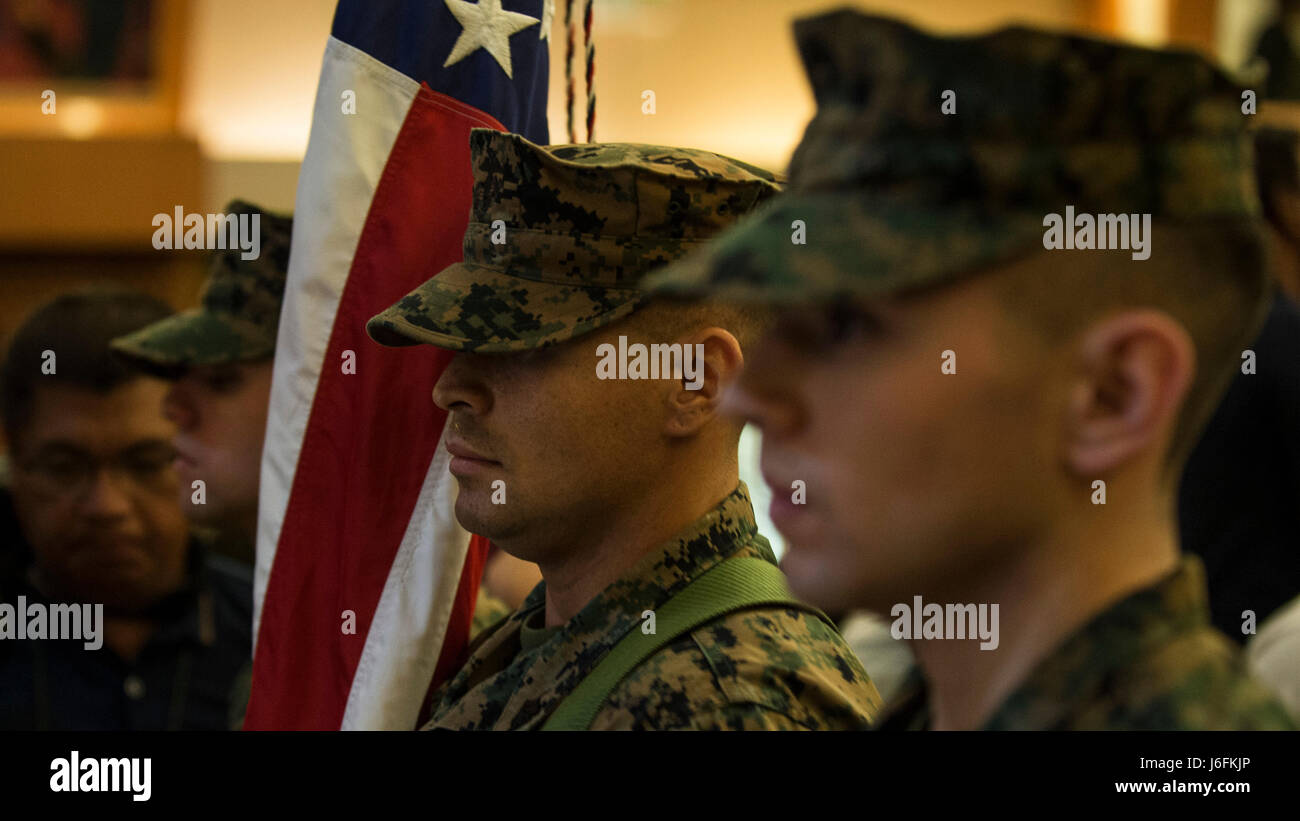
0, 0, 187, 136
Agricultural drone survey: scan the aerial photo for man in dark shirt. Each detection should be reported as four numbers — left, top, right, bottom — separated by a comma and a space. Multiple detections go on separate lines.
0, 289, 251, 730
1179, 292, 1300, 642
1177, 126, 1300, 644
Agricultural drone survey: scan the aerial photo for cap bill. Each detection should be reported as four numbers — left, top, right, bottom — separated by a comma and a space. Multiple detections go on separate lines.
366, 261, 648, 354
644, 191, 1048, 303
110, 308, 275, 377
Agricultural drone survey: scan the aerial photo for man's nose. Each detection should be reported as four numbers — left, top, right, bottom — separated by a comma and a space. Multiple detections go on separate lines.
719, 358, 804, 438
78, 469, 135, 520
162, 381, 197, 430
431, 353, 492, 415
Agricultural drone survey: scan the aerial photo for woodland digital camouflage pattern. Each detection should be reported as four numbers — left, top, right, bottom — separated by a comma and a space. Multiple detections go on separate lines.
366, 128, 782, 353
111, 200, 292, 375
878, 558, 1297, 730
422, 485, 882, 730
646, 10, 1264, 302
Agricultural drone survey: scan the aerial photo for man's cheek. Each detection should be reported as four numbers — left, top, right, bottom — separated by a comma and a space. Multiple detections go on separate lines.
41, 513, 82, 551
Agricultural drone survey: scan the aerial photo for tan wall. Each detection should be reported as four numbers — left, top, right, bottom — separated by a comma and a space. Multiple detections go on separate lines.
0, 252, 207, 351
197, 1, 1096, 208
546, 0, 1089, 171
0, 134, 207, 344
180, 0, 1093, 168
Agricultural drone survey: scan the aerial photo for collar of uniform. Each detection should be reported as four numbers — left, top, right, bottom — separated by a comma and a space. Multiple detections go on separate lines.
985, 556, 1210, 730
517, 480, 770, 621
427, 481, 772, 729
517, 607, 560, 654
875, 556, 1210, 731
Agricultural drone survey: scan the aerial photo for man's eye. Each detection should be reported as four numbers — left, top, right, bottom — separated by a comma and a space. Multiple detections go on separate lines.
121, 445, 177, 475
516, 345, 558, 366
776, 304, 881, 351
823, 303, 881, 344
201, 371, 242, 392
40, 458, 84, 479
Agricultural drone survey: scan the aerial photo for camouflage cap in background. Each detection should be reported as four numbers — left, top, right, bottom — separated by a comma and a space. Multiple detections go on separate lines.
365, 128, 782, 353
645, 9, 1264, 302
111, 200, 292, 377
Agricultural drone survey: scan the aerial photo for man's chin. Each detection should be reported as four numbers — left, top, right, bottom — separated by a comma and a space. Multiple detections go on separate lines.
62, 568, 166, 611
180, 495, 252, 529
177, 486, 215, 520
780, 544, 863, 614
452, 496, 517, 543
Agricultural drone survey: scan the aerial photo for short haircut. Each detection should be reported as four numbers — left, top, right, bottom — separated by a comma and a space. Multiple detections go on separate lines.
628, 298, 774, 355
991, 218, 1270, 481
621, 298, 773, 442
1, 288, 174, 444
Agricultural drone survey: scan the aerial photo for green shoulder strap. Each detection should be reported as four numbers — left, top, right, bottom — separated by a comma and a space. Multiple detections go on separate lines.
540, 555, 832, 731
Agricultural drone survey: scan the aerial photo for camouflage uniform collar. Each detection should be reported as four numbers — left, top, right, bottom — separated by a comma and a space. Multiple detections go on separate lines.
985, 556, 1209, 730
877, 556, 1211, 730
519, 480, 769, 620
426, 482, 773, 729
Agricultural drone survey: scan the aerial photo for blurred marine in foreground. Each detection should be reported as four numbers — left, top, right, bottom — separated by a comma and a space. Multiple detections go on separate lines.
648, 10, 1296, 730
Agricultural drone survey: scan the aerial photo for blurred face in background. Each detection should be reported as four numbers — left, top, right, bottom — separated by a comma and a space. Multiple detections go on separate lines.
9, 378, 190, 612
162, 360, 274, 538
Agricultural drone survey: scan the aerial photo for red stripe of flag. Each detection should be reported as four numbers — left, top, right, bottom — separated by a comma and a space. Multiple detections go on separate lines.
246, 86, 503, 730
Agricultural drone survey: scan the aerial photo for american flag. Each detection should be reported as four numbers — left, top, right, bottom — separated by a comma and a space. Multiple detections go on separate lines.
246, 0, 551, 730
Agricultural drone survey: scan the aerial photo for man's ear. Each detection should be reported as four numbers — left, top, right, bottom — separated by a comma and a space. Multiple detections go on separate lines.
1061, 310, 1195, 478
664, 327, 743, 437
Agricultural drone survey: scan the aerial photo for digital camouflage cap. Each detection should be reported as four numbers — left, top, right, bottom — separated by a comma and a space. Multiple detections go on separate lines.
111, 200, 292, 377
365, 128, 782, 353
645, 10, 1264, 302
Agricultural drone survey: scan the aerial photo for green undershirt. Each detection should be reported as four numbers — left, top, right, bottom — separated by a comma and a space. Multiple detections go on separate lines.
518, 607, 562, 653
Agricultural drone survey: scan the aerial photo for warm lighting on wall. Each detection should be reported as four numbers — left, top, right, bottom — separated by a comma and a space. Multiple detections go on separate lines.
1115, 0, 1171, 45
57, 97, 106, 139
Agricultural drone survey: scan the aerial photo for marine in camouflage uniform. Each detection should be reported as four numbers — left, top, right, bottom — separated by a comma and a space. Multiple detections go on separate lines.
111, 198, 293, 568
367, 129, 882, 730
647, 11, 1296, 730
